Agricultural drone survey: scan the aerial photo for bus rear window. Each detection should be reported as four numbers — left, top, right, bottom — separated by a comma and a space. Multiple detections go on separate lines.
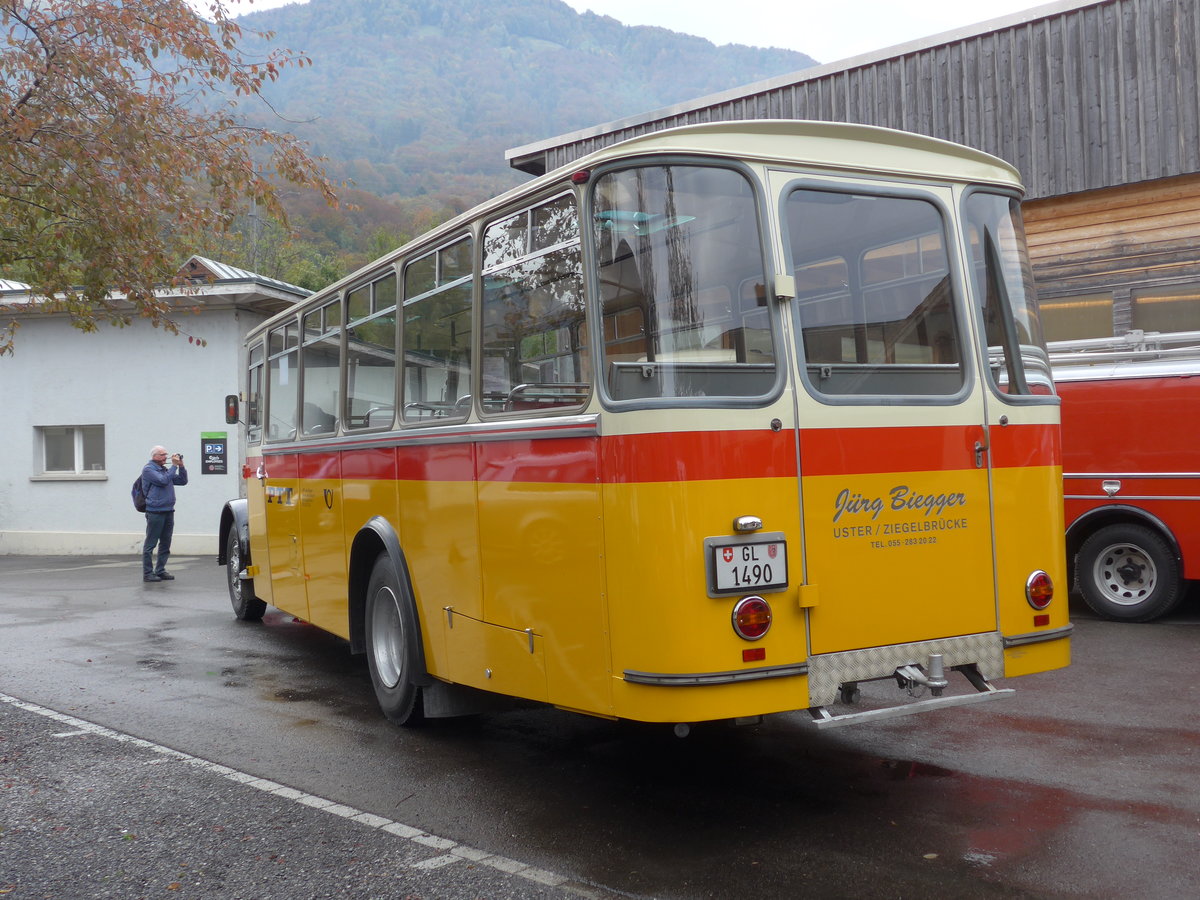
592, 165, 775, 402
787, 189, 965, 398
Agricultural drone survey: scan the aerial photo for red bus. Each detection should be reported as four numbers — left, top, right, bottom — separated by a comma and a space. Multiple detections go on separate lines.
1053, 330, 1200, 621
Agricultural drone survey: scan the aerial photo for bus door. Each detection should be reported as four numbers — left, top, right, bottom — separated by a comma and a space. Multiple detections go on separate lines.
243, 341, 273, 607
263, 321, 307, 619
778, 179, 997, 655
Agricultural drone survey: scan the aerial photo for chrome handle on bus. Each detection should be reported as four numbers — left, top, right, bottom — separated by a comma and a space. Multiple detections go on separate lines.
256, 463, 266, 480
974, 441, 988, 468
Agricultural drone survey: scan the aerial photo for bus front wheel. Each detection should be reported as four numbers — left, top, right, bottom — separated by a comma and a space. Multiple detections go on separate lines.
226, 529, 266, 622
365, 553, 425, 725
1076, 523, 1182, 622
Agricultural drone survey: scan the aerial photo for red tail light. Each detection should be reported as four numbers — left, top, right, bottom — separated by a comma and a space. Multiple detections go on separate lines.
1026, 571, 1053, 610
732, 596, 772, 640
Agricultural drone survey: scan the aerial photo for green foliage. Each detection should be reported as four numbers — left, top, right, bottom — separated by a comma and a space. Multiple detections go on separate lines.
0, 1, 339, 352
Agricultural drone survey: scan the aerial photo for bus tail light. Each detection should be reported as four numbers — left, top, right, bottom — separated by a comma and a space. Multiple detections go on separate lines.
1026, 571, 1053, 610
732, 596, 772, 640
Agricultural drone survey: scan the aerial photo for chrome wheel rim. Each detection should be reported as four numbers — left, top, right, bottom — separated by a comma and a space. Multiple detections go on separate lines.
1091, 542, 1157, 607
370, 586, 405, 689
228, 537, 242, 602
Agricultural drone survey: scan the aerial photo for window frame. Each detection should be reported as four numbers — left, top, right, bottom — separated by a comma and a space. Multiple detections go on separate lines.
479, 189, 592, 418
401, 233, 475, 426
264, 317, 301, 442
586, 157, 783, 411
781, 176, 975, 407
31, 424, 106, 480
343, 269, 400, 432
961, 186, 1058, 405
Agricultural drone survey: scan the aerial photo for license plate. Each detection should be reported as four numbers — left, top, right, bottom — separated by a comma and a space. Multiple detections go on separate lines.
706, 535, 788, 596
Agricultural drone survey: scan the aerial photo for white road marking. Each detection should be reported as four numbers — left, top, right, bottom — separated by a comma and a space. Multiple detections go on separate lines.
2, 692, 577, 891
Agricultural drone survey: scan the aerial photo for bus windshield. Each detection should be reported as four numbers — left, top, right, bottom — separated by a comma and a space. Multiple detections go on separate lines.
965, 192, 1052, 395
592, 164, 776, 401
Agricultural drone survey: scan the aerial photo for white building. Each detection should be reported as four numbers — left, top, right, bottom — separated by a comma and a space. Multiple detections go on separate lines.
0, 257, 308, 555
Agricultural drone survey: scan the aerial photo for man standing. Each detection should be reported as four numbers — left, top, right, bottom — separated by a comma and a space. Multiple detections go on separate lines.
142, 446, 188, 582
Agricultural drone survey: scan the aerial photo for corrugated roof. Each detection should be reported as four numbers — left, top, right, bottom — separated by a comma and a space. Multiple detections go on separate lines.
181, 255, 308, 296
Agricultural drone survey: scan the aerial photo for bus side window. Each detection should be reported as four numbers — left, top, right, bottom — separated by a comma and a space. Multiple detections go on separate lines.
266, 322, 299, 441
246, 342, 264, 445
402, 236, 474, 424
345, 274, 398, 430
299, 300, 342, 436
481, 195, 590, 414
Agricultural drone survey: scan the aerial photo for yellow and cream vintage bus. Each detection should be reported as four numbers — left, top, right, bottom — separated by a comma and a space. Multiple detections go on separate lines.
219, 120, 1070, 730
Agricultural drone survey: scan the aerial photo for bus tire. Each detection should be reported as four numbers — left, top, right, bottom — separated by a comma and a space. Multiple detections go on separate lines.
226, 528, 266, 622
365, 553, 425, 725
1076, 523, 1182, 622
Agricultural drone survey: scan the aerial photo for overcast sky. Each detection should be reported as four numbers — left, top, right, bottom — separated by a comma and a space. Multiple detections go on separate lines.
219, 0, 1058, 64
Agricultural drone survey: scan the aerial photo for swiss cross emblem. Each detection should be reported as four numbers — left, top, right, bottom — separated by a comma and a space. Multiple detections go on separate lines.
768, 544, 778, 559
722, 547, 734, 563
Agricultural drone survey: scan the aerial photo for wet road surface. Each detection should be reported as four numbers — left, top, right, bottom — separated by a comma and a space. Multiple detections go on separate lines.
2, 554, 1199, 898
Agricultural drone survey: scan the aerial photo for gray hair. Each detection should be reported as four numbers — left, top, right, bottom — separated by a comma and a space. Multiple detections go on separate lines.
151, 445, 167, 457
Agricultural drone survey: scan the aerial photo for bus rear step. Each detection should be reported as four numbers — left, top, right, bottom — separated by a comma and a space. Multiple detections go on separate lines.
806, 662, 1014, 729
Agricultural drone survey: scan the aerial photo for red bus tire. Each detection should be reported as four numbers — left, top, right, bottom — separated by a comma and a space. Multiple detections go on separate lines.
1075, 523, 1182, 622
226, 528, 266, 622
364, 553, 425, 725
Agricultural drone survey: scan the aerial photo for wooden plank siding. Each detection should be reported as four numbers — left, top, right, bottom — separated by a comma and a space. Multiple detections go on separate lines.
508, 0, 1200, 204
1025, 172, 1200, 336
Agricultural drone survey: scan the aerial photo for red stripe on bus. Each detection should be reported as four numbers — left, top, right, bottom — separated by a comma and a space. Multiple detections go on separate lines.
477, 437, 599, 483
600, 431, 797, 482
798, 425, 978, 476
250, 422, 1058, 486
298, 452, 340, 480
797, 423, 1058, 476
988, 423, 1061, 469
341, 446, 399, 481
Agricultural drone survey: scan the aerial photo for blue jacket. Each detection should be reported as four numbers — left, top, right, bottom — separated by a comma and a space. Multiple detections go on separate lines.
142, 461, 188, 512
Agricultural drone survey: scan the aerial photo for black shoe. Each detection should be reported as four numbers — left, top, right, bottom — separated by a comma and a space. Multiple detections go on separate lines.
143, 574, 161, 582
155, 572, 175, 581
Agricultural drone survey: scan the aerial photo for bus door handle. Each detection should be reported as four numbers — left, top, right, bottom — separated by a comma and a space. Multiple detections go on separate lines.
256, 463, 267, 480
974, 440, 988, 468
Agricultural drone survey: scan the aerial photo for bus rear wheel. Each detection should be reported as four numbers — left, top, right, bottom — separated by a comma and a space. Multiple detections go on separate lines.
365, 553, 425, 725
1076, 523, 1182, 622
226, 529, 266, 621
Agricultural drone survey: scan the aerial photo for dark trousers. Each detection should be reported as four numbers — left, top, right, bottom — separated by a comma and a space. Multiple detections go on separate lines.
143, 511, 175, 576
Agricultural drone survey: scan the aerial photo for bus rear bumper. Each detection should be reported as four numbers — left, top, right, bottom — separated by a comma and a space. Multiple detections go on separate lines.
802, 626, 1071, 729
806, 665, 1014, 729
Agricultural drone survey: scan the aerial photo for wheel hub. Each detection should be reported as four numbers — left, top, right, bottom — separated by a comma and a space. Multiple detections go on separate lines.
1095, 543, 1156, 605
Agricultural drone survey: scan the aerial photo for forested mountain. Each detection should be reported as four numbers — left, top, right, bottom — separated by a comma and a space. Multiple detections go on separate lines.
235, 0, 816, 202
203, 0, 814, 287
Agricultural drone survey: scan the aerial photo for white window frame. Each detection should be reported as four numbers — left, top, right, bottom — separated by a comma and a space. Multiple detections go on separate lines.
31, 425, 107, 481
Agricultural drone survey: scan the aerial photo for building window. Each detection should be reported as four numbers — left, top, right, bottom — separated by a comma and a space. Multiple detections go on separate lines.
1131, 285, 1200, 335
1038, 293, 1114, 342
36, 425, 105, 475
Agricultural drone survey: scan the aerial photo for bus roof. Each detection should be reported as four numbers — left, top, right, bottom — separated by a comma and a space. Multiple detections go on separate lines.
566, 119, 1023, 191
250, 120, 1022, 338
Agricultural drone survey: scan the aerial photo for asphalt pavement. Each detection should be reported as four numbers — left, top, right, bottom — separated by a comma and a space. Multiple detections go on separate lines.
1, 648, 606, 899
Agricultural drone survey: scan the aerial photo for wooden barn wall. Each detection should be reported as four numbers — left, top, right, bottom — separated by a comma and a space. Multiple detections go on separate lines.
1024, 172, 1200, 331
525, 0, 1200, 202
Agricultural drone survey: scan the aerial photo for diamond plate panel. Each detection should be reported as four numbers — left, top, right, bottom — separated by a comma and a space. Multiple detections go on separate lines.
806, 633, 1005, 707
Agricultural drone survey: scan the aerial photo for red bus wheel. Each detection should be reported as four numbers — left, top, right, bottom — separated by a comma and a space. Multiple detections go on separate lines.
1076, 523, 1182, 622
